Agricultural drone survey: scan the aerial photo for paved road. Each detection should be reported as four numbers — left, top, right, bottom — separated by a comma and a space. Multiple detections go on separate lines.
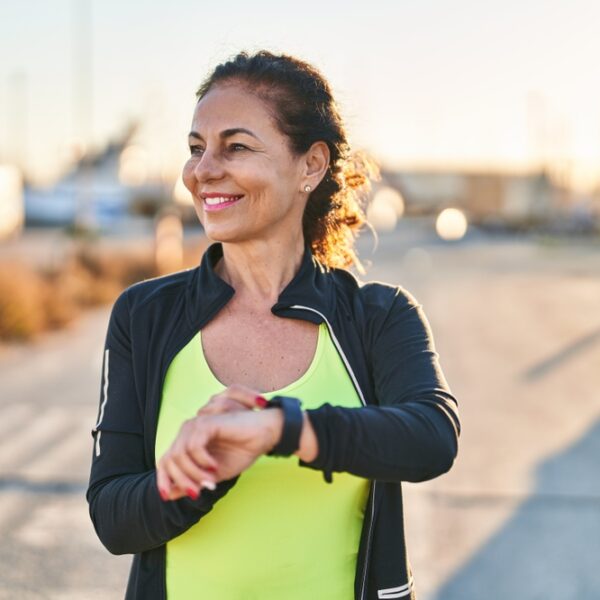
1, 224, 599, 599
0, 307, 131, 599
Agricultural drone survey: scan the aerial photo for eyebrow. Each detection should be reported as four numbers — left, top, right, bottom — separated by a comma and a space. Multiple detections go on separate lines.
188, 128, 261, 142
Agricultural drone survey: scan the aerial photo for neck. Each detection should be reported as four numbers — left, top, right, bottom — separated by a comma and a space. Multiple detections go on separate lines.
216, 233, 306, 305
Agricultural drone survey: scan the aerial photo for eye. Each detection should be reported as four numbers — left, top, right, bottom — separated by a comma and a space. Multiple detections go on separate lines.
228, 143, 248, 152
189, 144, 204, 156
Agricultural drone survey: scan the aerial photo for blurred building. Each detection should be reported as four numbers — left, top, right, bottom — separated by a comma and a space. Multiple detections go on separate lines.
0, 164, 24, 240
24, 124, 171, 230
382, 168, 566, 230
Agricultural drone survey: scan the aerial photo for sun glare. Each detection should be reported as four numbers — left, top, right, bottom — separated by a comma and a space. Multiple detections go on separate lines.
436, 208, 468, 241
367, 186, 405, 232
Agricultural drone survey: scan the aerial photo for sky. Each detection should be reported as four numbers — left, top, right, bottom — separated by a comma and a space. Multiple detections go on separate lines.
1, 0, 600, 190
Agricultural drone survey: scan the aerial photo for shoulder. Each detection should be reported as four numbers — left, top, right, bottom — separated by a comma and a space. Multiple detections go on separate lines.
111, 267, 197, 319
358, 281, 423, 347
327, 268, 426, 348
359, 280, 420, 314
328, 266, 419, 317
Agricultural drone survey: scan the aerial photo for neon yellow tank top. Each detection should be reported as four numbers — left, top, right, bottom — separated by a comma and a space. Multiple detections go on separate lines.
155, 323, 369, 599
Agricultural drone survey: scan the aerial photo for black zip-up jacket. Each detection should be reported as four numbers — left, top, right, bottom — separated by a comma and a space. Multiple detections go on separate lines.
87, 242, 460, 600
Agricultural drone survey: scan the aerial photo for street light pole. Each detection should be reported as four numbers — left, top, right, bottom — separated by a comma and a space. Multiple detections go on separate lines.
72, 0, 94, 231
7, 70, 28, 180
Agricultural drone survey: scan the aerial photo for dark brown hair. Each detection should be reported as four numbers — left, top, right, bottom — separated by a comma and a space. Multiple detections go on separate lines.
196, 50, 378, 271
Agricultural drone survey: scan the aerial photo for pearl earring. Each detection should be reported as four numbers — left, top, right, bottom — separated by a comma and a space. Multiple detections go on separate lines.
303, 185, 312, 193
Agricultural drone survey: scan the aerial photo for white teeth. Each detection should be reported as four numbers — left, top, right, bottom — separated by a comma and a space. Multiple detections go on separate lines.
205, 196, 240, 205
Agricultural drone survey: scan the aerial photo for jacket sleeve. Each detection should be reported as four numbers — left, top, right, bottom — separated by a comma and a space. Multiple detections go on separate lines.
300, 286, 460, 483
86, 290, 237, 556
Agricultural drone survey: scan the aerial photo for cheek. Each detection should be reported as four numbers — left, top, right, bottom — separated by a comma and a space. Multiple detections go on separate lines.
182, 160, 196, 192
192, 199, 205, 227
241, 163, 288, 197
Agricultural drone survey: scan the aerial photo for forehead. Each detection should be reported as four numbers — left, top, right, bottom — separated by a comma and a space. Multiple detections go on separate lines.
191, 83, 277, 133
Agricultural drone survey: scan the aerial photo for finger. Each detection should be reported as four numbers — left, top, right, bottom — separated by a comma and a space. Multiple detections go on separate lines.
222, 384, 268, 409
179, 421, 220, 473
162, 459, 203, 500
197, 395, 249, 416
185, 440, 219, 477
156, 463, 173, 501
172, 451, 217, 490
168, 486, 189, 501
157, 462, 187, 501
164, 422, 220, 496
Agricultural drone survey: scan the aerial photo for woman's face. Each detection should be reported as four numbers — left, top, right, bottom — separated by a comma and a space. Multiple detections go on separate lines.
182, 82, 308, 245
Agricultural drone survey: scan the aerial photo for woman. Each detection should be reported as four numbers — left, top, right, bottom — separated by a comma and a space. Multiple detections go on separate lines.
87, 51, 460, 600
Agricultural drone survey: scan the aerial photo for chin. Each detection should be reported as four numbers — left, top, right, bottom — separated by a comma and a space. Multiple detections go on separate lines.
195, 211, 240, 243
202, 223, 253, 245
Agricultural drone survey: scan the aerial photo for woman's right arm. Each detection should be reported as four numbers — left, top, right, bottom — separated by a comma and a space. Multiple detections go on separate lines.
86, 290, 237, 556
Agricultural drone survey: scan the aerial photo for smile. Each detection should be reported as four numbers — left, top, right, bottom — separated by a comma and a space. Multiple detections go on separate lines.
203, 195, 244, 211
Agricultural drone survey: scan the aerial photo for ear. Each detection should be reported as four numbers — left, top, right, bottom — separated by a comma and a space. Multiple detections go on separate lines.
302, 141, 330, 188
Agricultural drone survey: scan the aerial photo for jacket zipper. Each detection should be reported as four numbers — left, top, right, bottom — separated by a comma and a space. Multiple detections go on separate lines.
289, 304, 376, 600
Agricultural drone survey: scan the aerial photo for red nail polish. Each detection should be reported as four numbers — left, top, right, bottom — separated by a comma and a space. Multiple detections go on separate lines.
255, 395, 269, 408
159, 488, 168, 501
187, 487, 199, 500
205, 466, 218, 474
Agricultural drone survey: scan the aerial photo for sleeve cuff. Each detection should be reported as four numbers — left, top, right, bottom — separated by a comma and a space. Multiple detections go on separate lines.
297, 404, 336, 483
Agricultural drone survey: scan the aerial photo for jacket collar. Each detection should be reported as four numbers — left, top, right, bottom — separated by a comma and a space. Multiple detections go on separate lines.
186, 242, 335, 328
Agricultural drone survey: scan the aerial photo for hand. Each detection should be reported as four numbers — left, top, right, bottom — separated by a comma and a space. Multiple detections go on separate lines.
156, 385, 270, 501
196, 384, 268, 417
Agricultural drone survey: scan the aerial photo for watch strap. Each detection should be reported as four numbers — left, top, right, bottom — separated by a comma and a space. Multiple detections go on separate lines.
266, 395, 303, 457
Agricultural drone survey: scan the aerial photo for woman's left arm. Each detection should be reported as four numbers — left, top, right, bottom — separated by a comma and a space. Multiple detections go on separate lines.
299, 287, 460, 483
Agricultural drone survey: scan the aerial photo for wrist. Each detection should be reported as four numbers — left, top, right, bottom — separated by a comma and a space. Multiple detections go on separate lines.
294, 412, 319, 462
263, 408, 285, 453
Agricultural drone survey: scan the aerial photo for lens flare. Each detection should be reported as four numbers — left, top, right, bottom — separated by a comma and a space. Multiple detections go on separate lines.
436, 208, 468, 241
368, 186, 405, 231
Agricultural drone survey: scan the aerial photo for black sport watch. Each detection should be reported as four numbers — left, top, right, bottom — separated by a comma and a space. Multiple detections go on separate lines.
265, 395, 304, 457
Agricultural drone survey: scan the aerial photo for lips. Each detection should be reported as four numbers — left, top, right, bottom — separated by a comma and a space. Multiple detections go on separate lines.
201, 193, 244, 212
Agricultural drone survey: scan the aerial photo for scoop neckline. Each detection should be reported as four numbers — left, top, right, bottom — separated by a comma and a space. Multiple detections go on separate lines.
197, 323, 326, 396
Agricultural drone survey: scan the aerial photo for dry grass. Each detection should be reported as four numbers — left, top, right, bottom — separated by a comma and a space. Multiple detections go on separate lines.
0, 265, 48, 339
0, 236, 208, 341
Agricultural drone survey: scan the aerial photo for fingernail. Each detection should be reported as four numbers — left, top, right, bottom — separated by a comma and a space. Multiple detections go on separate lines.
159, 488, 168, 501
186, 487, 199, 500
201, 479, 216, 491
255, 395, 269, 408
205, 466, 218, 474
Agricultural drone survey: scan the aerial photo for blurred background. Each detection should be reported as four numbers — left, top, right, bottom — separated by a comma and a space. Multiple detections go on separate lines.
1, 1, 599, 598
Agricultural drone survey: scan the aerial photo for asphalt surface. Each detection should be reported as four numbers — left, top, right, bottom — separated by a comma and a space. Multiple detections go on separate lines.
1, 223, 599, 599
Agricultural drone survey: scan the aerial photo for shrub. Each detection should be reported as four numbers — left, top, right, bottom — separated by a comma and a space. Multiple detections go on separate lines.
0, 235, 208, 341
0, 263, 47, 340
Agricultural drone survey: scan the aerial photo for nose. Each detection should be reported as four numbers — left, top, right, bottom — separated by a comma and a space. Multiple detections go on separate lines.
193, 148, 225, 183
